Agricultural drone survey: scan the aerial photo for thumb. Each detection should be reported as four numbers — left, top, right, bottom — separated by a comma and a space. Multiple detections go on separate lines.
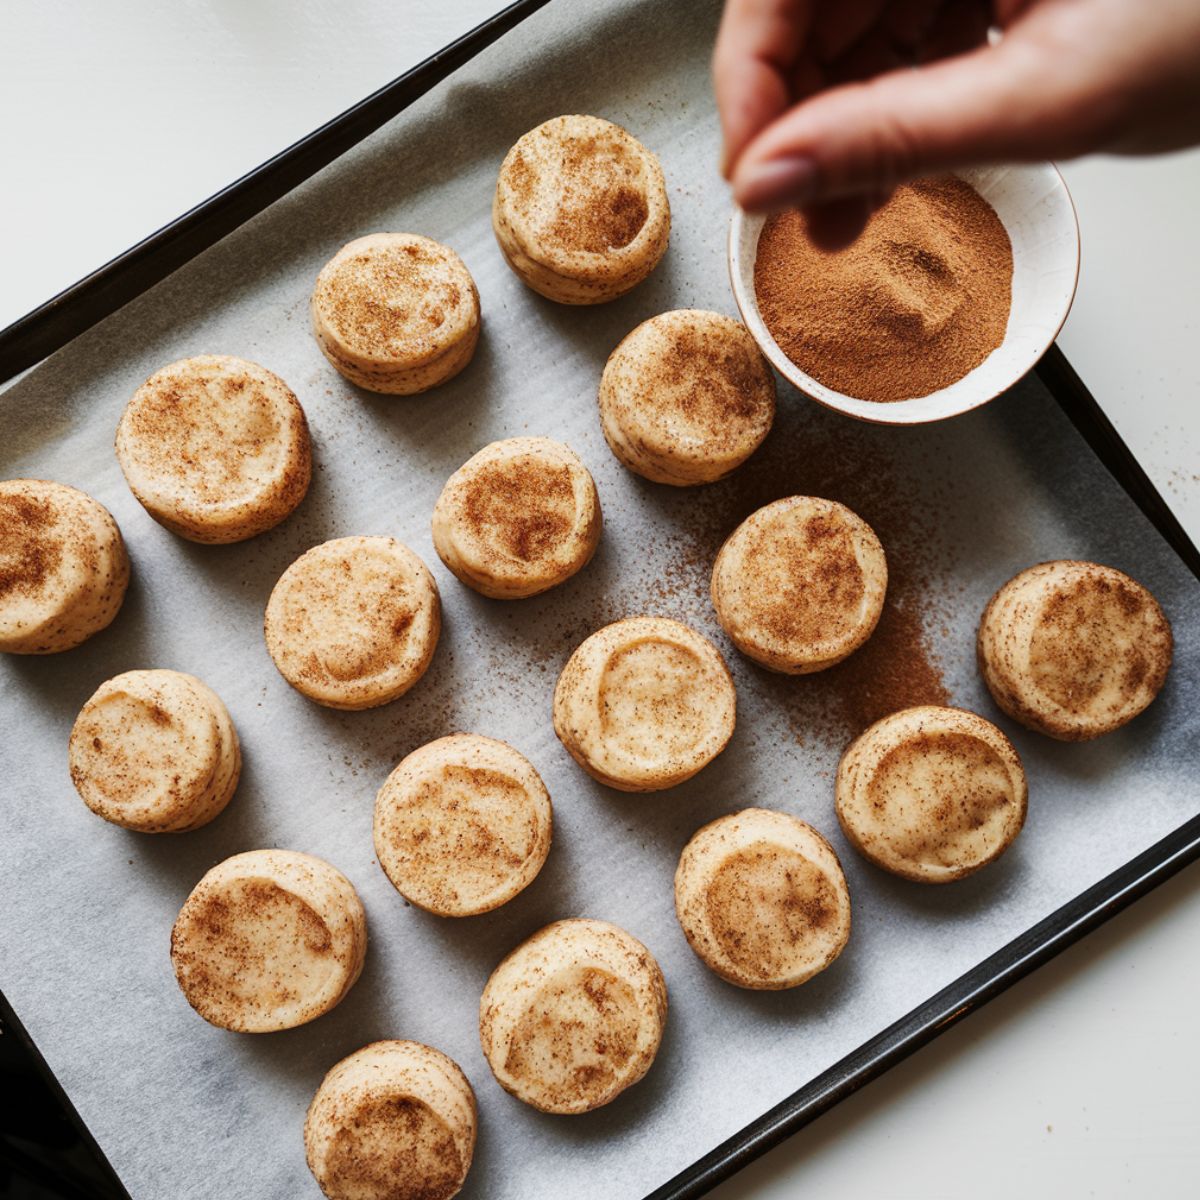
731, 40, 1107, 211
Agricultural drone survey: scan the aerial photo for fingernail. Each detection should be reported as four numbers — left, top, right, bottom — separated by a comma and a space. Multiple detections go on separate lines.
734, 155, 819, 212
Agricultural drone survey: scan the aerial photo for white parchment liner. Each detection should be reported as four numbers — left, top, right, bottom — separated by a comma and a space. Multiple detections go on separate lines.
2, 2, 1198, 1197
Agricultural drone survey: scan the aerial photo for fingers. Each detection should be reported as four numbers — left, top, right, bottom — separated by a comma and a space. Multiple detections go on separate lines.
713, 0, 812, 176
918, 0, 990, 63
824, 30, 906, 86
881, 0, 946, 50
809, 0, 889, 63
803, 196, 877, 250
731, 37, 1107, 211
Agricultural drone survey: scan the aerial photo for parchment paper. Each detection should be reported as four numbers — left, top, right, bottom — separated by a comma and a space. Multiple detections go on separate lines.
2, 1, 1198, 1197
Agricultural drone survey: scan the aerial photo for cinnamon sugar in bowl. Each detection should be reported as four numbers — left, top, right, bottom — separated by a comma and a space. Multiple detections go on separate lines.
729, 164, 1079, 425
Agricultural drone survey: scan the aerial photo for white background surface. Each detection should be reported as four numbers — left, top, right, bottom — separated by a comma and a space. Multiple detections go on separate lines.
2, 2, 1198, 1197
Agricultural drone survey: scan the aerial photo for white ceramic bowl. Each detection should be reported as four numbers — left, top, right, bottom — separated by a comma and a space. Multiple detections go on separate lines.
728, 164, 1080, 425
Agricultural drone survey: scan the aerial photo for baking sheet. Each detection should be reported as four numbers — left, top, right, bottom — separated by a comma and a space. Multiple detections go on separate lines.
1, 1, 1198, 1197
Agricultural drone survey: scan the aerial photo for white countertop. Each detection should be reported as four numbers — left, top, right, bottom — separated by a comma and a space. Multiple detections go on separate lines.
3, 2, 1198, 1196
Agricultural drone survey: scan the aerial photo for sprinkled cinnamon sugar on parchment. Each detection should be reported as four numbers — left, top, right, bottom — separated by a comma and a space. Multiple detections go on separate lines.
473, 396, 954, 750
646, 418, 952, 744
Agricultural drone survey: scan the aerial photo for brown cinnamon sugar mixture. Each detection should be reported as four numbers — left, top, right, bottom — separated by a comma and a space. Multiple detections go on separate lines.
755, 177, 1013, 402
820, 602, 949, 734
397, 765, 529, 892
296, 572, 417, 687
507, 150, 535, 200
463, 459, 575, 562
0, 490, 60, 597
545, 136, 649, 253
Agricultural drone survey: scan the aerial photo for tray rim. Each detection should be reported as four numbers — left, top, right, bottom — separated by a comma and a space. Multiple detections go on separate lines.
2, 4, 1199, 1197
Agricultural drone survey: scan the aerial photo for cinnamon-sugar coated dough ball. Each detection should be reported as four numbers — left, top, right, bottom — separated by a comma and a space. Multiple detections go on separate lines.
478, 918, 667, 1114
311, 233, 480, 394
0, 479, 129, 654
374, 734, 552, 917
711, 496, 887, 674
170, 849, 367, 1032
115, 355, 311, 543
978, 560, 1172, 740
599, 310, 776, 485
553, 616, 736, 792
265, 536, 441, 710
69, 669, 240, 833
675, 808, 851, 989
305, 1040, 476, 1200
836, 705, 1027, 883
431, 437, 601, 599
493, 114, 670, 304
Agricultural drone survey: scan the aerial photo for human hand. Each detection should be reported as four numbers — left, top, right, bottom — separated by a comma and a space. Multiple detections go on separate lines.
715, 0, 1200, 240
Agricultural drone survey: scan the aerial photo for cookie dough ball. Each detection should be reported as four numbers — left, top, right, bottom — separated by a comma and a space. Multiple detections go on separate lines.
171, 849, 367, 1032
711, 496, 886, 674
675, 808, 851, 989
68, 669, 240, 833
305, 1040, 476, 1200
479, 918, 667, 1114
431, 437, 601, 599
493, 115, 670, 304
978, 560, 1172, 740
0, 479, 129, 654
311, 233, 480, 394
553, 616, 736, 792
265, 536, 441, 710
599, 310, 775, 485
374, 734, 552, 916
115, 355, 312, 543
836, 705, 1027, 883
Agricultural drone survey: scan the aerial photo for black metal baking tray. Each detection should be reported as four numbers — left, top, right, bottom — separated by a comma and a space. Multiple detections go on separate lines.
1, 4, 1198, 1199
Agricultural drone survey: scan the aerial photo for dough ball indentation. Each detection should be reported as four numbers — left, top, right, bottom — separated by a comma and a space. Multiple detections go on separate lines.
432, 438, 601, 599
978, 560, 1172, 740
504, 966, 641, 1106
836, 705, 1027, 882
675, 808, 851, 989
265, 536, 441, 710
115, 355, 312, 543
711, 496, 886, 674
305, 1040, 476, 1200
599, 310, 775, 485
479, 918, 667, 1114
553, 616, 736, 791
374, 734, 552, 916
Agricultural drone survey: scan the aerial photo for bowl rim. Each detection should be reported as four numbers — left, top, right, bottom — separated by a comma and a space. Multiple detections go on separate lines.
726, 163, 1081, 427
